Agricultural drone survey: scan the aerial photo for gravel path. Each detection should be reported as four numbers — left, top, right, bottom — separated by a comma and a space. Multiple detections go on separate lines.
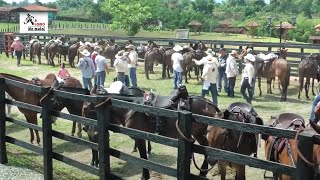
0, 164, 43, 180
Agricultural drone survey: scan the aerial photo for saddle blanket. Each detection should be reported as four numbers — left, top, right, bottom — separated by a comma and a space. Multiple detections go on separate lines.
103, 81, 128, 94
56, 77, 64, 83
257, 53, 278, 61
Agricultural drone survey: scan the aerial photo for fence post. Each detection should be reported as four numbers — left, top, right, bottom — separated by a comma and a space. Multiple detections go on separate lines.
268, 46, 272, 52
296, 133, 314, 180
0, 78, 8, 164
177, 111, 192, 180
96, 98, 111, 180
41, 87, 53, 180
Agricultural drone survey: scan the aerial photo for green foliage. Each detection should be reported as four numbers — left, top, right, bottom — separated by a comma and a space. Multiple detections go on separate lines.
101, 0, 152, 36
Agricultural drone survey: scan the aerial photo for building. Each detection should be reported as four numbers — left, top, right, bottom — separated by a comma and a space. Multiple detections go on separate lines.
309, 36, 320, 44
213, 27, 248, 35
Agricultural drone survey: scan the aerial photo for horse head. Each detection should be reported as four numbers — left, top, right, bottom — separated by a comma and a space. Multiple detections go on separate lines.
277, 48, 288, 60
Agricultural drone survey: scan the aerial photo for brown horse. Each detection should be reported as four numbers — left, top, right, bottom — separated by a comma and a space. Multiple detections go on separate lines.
29, 40, 42, 64
298, 55, 318, 99
144, 47, 165, 79
207, 103, 263, 180
46, 36, 68, 66
68, 42, 81, 68
239, 47, 291, 101
0, 73, 56, 144
162, 48, 174, 79
101, 39, 122, 66
182, 47, 207, 83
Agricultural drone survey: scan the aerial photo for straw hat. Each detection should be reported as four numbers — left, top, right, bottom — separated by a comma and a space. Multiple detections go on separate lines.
173, 45, 183, 52
80, 49, 91, 57
205, 49, 216, 56
14, 37, 20, 41
244, 54, 255, 62
115, 50, 125, 59
94, 46, 101, 52
230, 50, 238, 56
125, 44, 135, 49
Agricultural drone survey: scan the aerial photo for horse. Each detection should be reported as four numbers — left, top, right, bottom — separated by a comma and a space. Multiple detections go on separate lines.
239, 46, 291, 101
68, 42, 81, 68
207, 103, 263, 180
262, 113, 307, 180
182, 47, 207, 83
298, 54, 318, 99
46, 36, 68, 66
102, 39, 122, 66
0, 73, 57, 144
162, 48, 174, 79
144, 47, 165, 79
29, 39, 41, 64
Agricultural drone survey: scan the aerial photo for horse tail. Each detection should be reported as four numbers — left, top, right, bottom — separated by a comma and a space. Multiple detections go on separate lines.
285, 63, 291, 89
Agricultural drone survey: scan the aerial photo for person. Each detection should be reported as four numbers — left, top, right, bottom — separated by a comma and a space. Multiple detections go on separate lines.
241, 54, 255, 104
126, 44, 138, 87
124, 52, 130, 87
225, 50, 239, 97
310, 94, 320, 123
10, 37, 25, 67
217, 48, 228, 92
95, 46, 109, 89
247, 47, 257, 96
114, 50, 128, 84
91, 46, 100, 86
193, 49, 219, 106
77, 49, 95, 91
57, 63, 71, 79
171, 45, 184, 90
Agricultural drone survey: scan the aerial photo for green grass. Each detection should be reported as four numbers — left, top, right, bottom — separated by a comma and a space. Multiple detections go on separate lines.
0, 52, 314, 179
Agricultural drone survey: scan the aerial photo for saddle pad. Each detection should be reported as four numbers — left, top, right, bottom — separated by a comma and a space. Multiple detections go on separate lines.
153, 96, 172, 108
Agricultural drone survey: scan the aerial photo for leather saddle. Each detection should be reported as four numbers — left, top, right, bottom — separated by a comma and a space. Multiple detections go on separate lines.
227, 102, 258, 117
145, 90, 178, 108
269, 113, 305, 129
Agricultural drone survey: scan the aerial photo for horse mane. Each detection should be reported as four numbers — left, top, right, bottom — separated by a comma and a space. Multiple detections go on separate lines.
0, 73, 30, 83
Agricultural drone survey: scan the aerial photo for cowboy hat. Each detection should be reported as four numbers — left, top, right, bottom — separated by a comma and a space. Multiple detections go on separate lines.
115, 50, 125, 59
173, 45, 183, 52
205, 49, 215, 56
207, 56, 217, 63
125, 44, 135, 49
230, 50, 238, 56
244, 54, 255, 62
94, 46, 101, 52
14, 37, 20, 41
80, 49, 91, 57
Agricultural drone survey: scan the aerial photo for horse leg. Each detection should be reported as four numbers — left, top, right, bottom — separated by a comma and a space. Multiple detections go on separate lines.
71, 121, 76, 136
194, 134, 209, 177
306, 77, 310, 99
38, 51, 41, 64
144, 62, 150, 79
195, 66, 200, 81
132, 143, 137, 153
167, 66, 171, 79
147, 140, 152, 159
312, 77, 315, 96
25, 114, 39, 144
162, 63, 166, 79
77, 122, 82, 138
298, 76, 303, 99
136, 139, 150, 180
185, 70, 188, 84
258, 77, 262, 97
235, 164, 246, 180
218, 163, 226, 180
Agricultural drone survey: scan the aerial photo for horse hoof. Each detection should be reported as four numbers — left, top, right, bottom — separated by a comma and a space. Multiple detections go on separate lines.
132, 149, 137, 153
199, 172, 207, 177
77, 133, 82, 138
147, 153, 151, 159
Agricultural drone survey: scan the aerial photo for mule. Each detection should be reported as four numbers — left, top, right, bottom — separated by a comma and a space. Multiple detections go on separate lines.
207, 103, 263, 180
239, 47, 291, 101
298, 55, 318, 99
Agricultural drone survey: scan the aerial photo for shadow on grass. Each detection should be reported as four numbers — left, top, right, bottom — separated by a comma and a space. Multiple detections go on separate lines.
253, 94, 309, 104
112, 153, 176, 178
53, 141, 89, 153
6, 121, 28, 135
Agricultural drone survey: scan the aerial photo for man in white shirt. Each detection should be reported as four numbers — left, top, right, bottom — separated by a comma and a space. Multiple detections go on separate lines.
114, 50, 128, 84
126, 44, 138, 87
193, 49, 219, 106
241, 54, 255, 104
225, 50, 239, 97
94, 47, 109, 89
171, 45, 184, 90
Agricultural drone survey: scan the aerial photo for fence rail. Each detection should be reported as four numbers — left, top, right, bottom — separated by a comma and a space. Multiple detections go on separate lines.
0, 76, 319, 179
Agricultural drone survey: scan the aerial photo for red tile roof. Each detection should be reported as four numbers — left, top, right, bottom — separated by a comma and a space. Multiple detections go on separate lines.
0, 7, 17, 12
10, 4, 58, 12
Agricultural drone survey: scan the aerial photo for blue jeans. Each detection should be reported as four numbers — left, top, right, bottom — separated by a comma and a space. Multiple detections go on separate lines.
252, 77, 256, 96
125, 75, 130, 87
15, 50, 22, 66
96, 71, 106, 89
82, 77, 92, 91
129, 68, 137, 87
310, 94, 320, 122
218, 68, 227, 92
173, 70, 182, 90
201, 83, 218, 106
241, 78, 253, 103
117, 72, 125, 84
227, 77, 236, 97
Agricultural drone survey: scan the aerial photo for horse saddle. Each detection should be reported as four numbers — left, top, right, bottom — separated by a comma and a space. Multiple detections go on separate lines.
269, 113, 305, 129
147, 90, 178, 108
227, 102, 258, 117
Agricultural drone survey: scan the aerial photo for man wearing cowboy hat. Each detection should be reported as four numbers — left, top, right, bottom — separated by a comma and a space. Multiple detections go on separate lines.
193, 49, 219, 106
217, 48, 228, 93
241, 54, 255, 104
77, 49, 95, 91
114, 50, 128, 84
225, 50, 239, 97
95, 46, 109, 89
171, 45, 184, 90
126, 44, 138, 87
11, 36, 25, 67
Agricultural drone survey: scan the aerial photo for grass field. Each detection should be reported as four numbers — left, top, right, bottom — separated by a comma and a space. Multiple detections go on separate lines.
0, 52, 314, 179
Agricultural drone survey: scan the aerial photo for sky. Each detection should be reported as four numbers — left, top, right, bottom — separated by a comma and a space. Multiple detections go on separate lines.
4, 0, 98, 3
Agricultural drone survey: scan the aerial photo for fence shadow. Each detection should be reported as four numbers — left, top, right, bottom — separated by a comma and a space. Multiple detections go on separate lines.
53, 141, 89, 153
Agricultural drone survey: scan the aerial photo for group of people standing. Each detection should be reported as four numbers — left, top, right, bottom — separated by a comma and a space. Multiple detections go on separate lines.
76, 44, 138, 91
171, 45, 256, 106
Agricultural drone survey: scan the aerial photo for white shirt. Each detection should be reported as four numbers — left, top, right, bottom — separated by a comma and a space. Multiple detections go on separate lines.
225, 56, 238, 78
242, 63, 255, 84
171, 52, 184, 72
196, 55, 219, 84
113, 57, 127, 73
128, 50, 138, 68
95, 54, 108, 72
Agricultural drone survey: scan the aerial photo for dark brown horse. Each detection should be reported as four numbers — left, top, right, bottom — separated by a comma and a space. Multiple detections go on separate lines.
68, 42, 81, 68
0, 73, 56, 144
162, 48, 174, 79
29, 40, 41, 64
207, 103, 263, 180
182, 47, 207, 83
144, 47, 165, 79
46, 36, 68, 66
298, 54, 318, 99
101, 39, 122, 66
239, 47, 291, 101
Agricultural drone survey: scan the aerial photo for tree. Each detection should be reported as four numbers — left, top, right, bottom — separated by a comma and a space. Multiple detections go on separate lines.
101, 0, 152, 36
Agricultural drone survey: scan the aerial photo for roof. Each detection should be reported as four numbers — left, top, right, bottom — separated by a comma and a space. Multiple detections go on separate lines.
220, 19, 231, 26
188, 20, 202, 26
213, 27, 248, 33
0, 7, 16, 12
315, 24, 320, 31
309, 36, 320, 40
275, 22, 294, 29
246, 21, 260, 27
10, 4, 58, 12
